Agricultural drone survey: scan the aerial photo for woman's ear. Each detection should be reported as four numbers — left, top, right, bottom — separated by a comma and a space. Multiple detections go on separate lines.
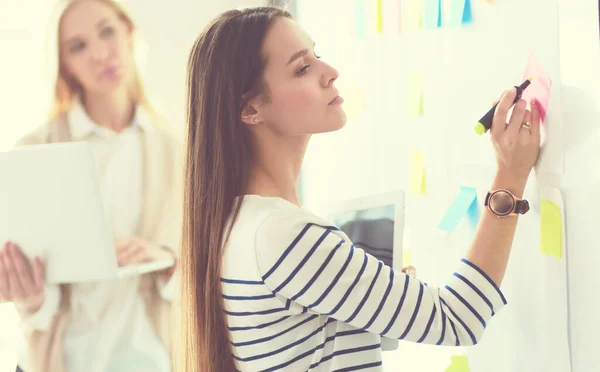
241, 96, 262, 125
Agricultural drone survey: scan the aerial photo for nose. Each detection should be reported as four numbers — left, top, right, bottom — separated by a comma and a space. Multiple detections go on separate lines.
90, 41, 110, 62
321, 62, 339, 88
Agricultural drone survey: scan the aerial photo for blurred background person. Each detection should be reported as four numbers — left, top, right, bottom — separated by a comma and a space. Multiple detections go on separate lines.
0, 1, 183, 371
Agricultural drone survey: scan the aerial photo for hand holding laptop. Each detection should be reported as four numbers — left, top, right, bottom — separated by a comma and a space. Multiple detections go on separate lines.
0, 241, 46, 313
114, 236, 174, 267
0, 235, 176, 312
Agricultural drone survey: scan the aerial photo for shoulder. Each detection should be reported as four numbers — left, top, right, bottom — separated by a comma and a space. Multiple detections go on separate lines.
14, 116, 68, 147
246, 197, 341, 249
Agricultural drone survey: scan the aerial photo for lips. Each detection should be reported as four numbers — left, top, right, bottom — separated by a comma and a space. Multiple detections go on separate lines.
101, 64, 119, 79
329, 95, 344, 105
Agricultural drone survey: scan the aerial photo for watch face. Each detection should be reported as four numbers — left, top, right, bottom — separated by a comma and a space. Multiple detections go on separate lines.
489, 191, 515, 216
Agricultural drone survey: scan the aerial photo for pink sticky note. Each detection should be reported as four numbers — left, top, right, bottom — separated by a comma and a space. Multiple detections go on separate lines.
522, 53, 552, 123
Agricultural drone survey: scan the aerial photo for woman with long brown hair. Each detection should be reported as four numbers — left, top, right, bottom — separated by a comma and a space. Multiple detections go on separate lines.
0, 1, 182, 371
180, 7, 540, 372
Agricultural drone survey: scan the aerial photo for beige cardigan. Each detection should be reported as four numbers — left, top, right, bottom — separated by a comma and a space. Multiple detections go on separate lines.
16, 113, 184, 372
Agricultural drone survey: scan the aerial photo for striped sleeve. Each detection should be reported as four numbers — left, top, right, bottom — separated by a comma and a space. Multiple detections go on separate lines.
254, 209, 507, 346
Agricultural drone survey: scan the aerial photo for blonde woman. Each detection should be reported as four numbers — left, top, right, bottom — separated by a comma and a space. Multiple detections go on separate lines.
0, 1, 182, 371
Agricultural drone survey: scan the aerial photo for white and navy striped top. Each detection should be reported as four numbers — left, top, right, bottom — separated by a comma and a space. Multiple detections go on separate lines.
221, 196, 507, 371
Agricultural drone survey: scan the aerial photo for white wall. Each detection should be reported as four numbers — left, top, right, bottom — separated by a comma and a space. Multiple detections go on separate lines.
557, 0, 600, 371
120, 0, 268, 138
296, 0, 600, 371
0, 0, 265, 369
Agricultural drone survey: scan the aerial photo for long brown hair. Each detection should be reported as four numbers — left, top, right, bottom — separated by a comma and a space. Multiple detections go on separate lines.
179, 7, 292, 372
48, 0, 149, 120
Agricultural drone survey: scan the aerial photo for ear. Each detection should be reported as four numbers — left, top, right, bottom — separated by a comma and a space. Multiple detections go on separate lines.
241, 95, 262, 126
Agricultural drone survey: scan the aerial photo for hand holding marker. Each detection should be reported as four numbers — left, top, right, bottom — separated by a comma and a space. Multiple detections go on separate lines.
475, 78, 533, 135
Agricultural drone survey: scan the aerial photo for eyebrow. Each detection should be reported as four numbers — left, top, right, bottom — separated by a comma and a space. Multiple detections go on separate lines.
285, 41, 317, 66
96, 18, 108, 29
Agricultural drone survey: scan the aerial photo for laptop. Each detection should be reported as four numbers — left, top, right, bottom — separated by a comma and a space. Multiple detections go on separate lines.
0, 142, 174, 284
319, 191, 405, 352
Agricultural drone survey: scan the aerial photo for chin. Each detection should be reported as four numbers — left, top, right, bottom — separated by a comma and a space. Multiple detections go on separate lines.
328, 110, 348, 132
93, 78, 127, 95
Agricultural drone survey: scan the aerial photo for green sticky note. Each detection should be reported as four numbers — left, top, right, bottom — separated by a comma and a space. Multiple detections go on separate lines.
445, 355, 470, 372
424, 0, 442, 29
355, 0, 367, 37
540, 198, 563, 258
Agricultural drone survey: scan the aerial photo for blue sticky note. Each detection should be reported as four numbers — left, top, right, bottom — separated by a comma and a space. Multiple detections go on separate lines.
466, 193, 481, 226
438, 186, 478, 232
355, 0, 367, 37
449, 0, 472, 27
424, 0, 442, 29
462, 0, 472, 24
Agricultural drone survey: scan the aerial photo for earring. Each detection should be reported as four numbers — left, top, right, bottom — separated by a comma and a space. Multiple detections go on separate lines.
254, 118, 258, 123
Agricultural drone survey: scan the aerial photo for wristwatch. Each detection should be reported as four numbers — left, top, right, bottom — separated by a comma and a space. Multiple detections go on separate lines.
484, 189, 530, 217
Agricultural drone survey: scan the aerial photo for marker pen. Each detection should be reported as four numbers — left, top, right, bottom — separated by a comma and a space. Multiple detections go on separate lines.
474, 78, 532, 135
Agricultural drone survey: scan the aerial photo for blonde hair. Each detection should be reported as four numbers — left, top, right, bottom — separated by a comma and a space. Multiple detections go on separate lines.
48, 0, 150, 120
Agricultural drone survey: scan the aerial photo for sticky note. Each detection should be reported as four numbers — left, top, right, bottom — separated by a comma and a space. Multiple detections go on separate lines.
407, 70, 423, 116
401, 0, 423, 31
377, 0, 384, 33
355, 0, 367, 37
540, 199, 563, 258
438, 186, 478, 232
445, 355, 470, 372
448, 0, 473, 27
410, 150, 426, 195
522, 53, 552, 123
466, 191, 481, 226
424, 0, 442, 28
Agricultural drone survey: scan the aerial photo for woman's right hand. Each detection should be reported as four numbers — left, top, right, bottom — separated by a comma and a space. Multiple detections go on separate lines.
0, 242, 46, 313
490, 87, 541, 182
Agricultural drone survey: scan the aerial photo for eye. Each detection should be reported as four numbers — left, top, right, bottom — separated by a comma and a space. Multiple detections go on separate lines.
100, 26, 115, 38
69, 41, 86, 54
296, 64, 310, 76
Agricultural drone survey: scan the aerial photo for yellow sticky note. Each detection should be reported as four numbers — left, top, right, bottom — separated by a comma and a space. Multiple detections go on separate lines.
407, 70, 423, 116
402, 0, 423, 31
445, 355, 470, 372
410, 150, 426, 195
377, 0, 384, 33
540, 199, 563, 258
402, 249, 413, 266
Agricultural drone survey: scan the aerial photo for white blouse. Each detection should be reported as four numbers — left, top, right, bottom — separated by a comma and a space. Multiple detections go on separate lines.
19, 102, 172, 372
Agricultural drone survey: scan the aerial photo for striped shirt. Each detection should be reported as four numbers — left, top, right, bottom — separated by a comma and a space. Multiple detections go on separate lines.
221, 196, 507, 371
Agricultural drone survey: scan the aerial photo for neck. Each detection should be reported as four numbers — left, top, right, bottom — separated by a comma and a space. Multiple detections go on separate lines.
246, 131, 310, 207
82, 87, 135, 133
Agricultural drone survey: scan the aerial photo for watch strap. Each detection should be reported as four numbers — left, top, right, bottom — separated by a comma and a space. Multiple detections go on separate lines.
514, 199, 530, 215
